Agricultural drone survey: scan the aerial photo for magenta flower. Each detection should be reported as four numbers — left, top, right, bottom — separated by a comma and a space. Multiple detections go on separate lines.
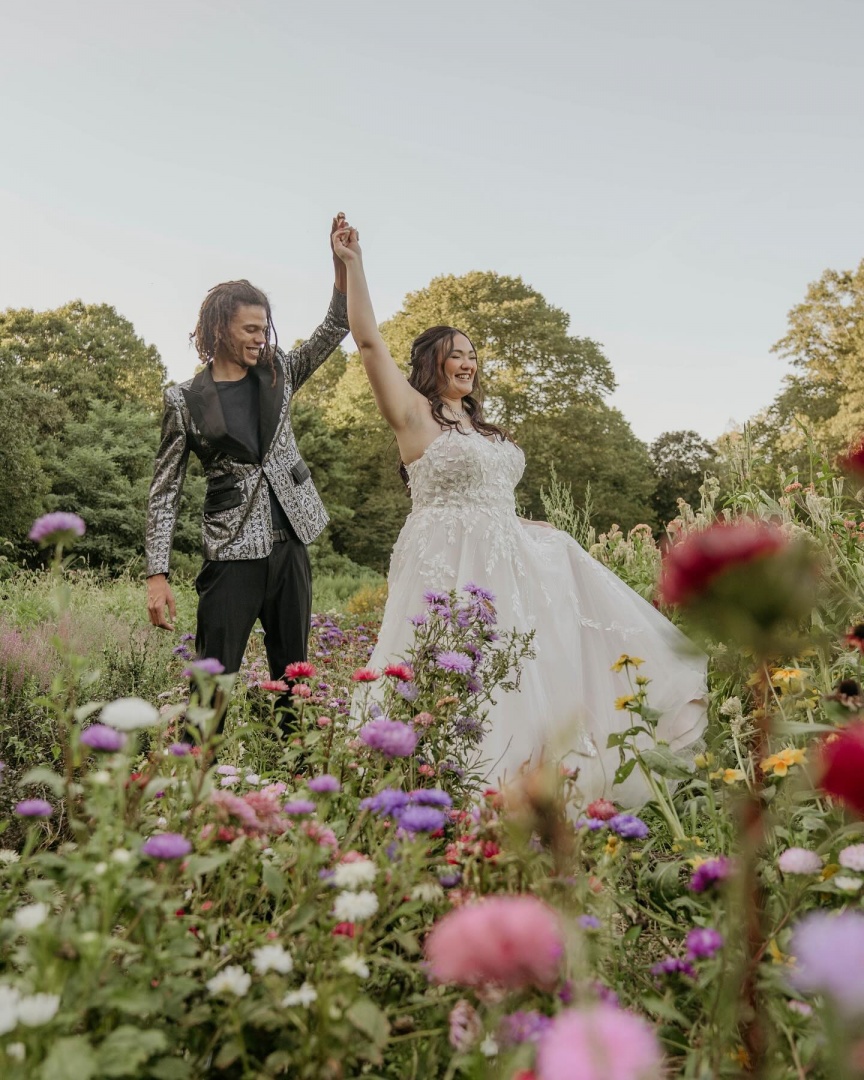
169, 743, 191, 757
689, 857, 732, 893
141, 833, 191, 859
283, 799, 316, 815
651, 956, 696, 980
80, 724, 127, 752
537, 1004, 663, 1080
183, 658, 225, 677
436, 651, 473, 675
28, 511, 86, 546
308, 774, 341, 794
16, 799, 53, 817
686, 927, 724, 959
359, 717, 418, 758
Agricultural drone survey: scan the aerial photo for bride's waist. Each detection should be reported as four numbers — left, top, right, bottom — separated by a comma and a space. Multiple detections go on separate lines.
408, 500, 517, 518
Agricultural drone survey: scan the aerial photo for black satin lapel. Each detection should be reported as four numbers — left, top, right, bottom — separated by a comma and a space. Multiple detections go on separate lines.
182, 367, 259, 464
254, 358, 286, 457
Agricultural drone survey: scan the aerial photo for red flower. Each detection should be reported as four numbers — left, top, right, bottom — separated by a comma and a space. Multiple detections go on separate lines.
259, 679, 289, 693
845, 625, 864, 654
332, 922, 357, 938
838, 437, 864, 481
586, 798, 617, 821
658, 519, 788, 606
351, 667, 380, 682
284, 661, 316, 680
480, 841, 500, 860
819, 722, 864, 817
384, 663, 415, 681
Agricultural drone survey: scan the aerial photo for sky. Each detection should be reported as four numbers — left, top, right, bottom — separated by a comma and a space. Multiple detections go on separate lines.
1, 0, 862, 444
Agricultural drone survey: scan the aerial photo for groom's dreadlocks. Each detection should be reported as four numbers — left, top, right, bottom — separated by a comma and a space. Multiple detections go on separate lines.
191, 279, 279, 385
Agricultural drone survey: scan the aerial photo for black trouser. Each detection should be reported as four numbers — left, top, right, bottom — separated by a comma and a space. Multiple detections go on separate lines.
193, 525, 312, 734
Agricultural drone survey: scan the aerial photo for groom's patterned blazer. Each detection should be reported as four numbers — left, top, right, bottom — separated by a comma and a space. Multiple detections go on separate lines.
145, 288, 349, 577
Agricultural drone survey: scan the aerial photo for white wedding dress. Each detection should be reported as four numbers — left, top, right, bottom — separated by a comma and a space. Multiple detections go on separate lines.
365, 429, 707, 806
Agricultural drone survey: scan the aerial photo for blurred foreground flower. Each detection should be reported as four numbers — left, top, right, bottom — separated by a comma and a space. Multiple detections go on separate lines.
819, 722, 864, 817
424, 895, 563, 990
28, 511, 86, 547
658, 519, 818, 654
101, 697, 160, 731
790, 910, 864, 1015
15, 799, 52, 818
141, 833, 192, 860
536, 1003, 663, 1080
80, 724, 127, 753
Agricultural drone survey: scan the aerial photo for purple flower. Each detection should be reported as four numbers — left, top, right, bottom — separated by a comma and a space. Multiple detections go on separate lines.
651, 957, 696, 980
575, 817, 606, 832
686, 927, 724, 959
169, 743, 191, 757
454, 715, 483, 739
466, 675, 484, 695
216, 765, 238, 775
579, 915, 602, 931
591, 981, 620, 1006
80, 724, 127, 752
172, 644, 191, 657
180, 633, 195, 642
396, 805, 447, 834
790, 911, 864, 1015
498, 1010, 553, 1047
141, 833, 191, 859
439, 762, 465, 779
408, 614, 428, 627
283, 800, 316, 815
28, 512, 86, 546
423, 590, 450, 607
436, 651, 473, 675
409, 788, 453, 808
439, 870, 462, 888
308, 774, 341, 794
359, 718, 418, 758
183, 657, 225, 678
463, 582, 495, 602
396, 680, 419, 702
360, 788, 411, 816
689, 857, 732, 893
16, 799, 53, 818
608, 813, 649, 840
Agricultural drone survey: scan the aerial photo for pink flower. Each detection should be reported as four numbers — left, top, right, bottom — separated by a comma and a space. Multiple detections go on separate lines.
384, 663, 415, 681
424, 895, 563, 990
285, 661, 316, 679
259, 679, 289, 693
351, 667, 380, 682
28, 511, 86, 546
586, 799, 617, 821
778, 847, 823, 875
537, 1004, 663, 1080
291, 684, 312, 698
448, 999, 482, 1050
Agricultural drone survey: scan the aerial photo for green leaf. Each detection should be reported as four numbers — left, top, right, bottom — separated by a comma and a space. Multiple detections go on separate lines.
214, 1040, 242, 1069
98, 1026, 168, 1076
149, 1060, 193, 1080
638, 747, 695, 781
623, 925, 642, 944
613, 758, 637, 786
642, 995, 689, 1025
262, 862, 286, 900
19, 765, 66, 796
39, 1036, 98, 1080
347, 997, 391, 1047
185, 853, 231, 877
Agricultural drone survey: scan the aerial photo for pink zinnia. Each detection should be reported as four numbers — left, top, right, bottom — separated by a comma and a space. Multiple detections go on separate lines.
537, 1004, 663, 1080
285, 661, 316, 680
259, 679, 289, 693
424, 895, 563, 990
586, 799, 617, 821
384, 663, 415, 681
351, 667, 380, 682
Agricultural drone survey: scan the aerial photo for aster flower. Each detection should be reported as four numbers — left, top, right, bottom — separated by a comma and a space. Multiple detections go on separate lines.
284, 660, 316, 679
409, 788, 452, 808
499, 1010, 554, 1047
332, 859, 377, 890
463, 581, 495, 601
579, 915, 601, 931
436, 650, 474, 674
332, 889, 379, 923
689, 857, 732, 893
439, 870, 462, 888
608, 814, 649, 840
383, 663, 415, 681
651, 956, 697, 980
396, 805, 447, 834
360, 788, 410, 816
448, 998, 482, 1051
685, 927, 724, 959
79, 724, 126, 752
778, 847, 823, 875
169, 743, 191, 757
396, 680, 419, 702
575, 817, 606, 832
586, 799, 618, 820
283, 799, 316, 815
308, 774, 341, 794
28, 511, 86, 546
206, 965, 251, 997
833, 875, 863, 893
141, 833, 191, 860
259, 679, 289, 693
359, 717, 418, 757
790, 910, 864, 1015
351, 667, 380, 682
15, 799, 52, 818
252, 944, 293, 975
538, 1004, 663, 1080
839, 844, 864, 871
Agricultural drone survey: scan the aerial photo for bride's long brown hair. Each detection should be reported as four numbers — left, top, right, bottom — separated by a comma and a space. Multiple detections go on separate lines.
399, 325, 512, 486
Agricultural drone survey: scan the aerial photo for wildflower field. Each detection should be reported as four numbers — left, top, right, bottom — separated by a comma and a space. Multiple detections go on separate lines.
4, 459, 864, 1079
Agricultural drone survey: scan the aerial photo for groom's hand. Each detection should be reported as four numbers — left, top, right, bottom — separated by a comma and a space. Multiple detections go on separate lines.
331, 212, 351, 292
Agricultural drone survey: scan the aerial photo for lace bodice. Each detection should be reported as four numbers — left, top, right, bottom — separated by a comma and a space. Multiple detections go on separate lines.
406, 430, 525, 514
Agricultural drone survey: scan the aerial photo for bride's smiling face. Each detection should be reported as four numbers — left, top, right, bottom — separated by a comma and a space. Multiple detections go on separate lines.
440, 333, 477, 399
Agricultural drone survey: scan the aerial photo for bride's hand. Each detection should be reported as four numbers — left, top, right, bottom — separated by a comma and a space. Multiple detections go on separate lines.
332, 225, 362, 264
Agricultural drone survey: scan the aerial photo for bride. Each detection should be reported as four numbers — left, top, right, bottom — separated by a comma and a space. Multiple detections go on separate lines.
332, 227, 706, 806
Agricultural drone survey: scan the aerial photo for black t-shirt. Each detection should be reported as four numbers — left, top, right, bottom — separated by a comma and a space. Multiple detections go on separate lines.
215, 375, 291, 530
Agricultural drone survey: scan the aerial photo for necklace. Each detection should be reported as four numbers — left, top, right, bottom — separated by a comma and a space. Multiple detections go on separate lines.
443, 402, 469, 420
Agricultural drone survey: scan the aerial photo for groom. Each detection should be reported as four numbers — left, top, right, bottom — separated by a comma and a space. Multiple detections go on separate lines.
145, 214, 351, 735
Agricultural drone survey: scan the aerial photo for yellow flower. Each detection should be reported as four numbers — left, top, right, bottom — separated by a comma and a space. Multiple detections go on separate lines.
610, 655, 645, 673
761, 746, 806, 777
634, 676, 651, 687
614, 695, 636, 711
694, 752, 716, 770
767, 938, 794, 966
770, 667, 804, 694
604, 835, 621, 858
712, 768, 746, 785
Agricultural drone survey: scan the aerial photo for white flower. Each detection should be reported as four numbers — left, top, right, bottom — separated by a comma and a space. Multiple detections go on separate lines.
0, 850, 20, 865
839, 844, 864, 872
332, 860, 377, 890
93, 862, 108, 876
245, 773, 261, 785
719, 696, 743, 718
156, 817, 168, 827
111, 848, 133, 864
252, 944, 294, 975
282, 982, 318, 1008
777, 848, 823, 875
6, 1042, 25, 1062
332, 890, 379, 923
479, 1034, 499, 1057
0, 985, 21, 1035
101, 696, 160, 731
206, 965, 251, 997
220, 775, 240, 788
411, 882, 444, 903
833, 875, 863, 893
13, 902, 50, 932
90, 770, 112, 786
339, 953, 370, 979
17, 993, 60, 1027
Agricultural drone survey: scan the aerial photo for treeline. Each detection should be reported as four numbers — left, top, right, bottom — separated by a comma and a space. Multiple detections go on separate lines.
1, 262, 861, 577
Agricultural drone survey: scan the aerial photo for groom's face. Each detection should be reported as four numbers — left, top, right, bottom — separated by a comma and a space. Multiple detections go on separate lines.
222, 304, 268, 369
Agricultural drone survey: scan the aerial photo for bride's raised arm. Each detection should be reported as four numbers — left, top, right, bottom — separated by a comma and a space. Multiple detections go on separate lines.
331, 227, 424, 435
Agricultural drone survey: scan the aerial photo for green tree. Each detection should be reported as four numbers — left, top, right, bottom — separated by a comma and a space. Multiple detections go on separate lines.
649, 430, 717, 526
0, 301, 167, 420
